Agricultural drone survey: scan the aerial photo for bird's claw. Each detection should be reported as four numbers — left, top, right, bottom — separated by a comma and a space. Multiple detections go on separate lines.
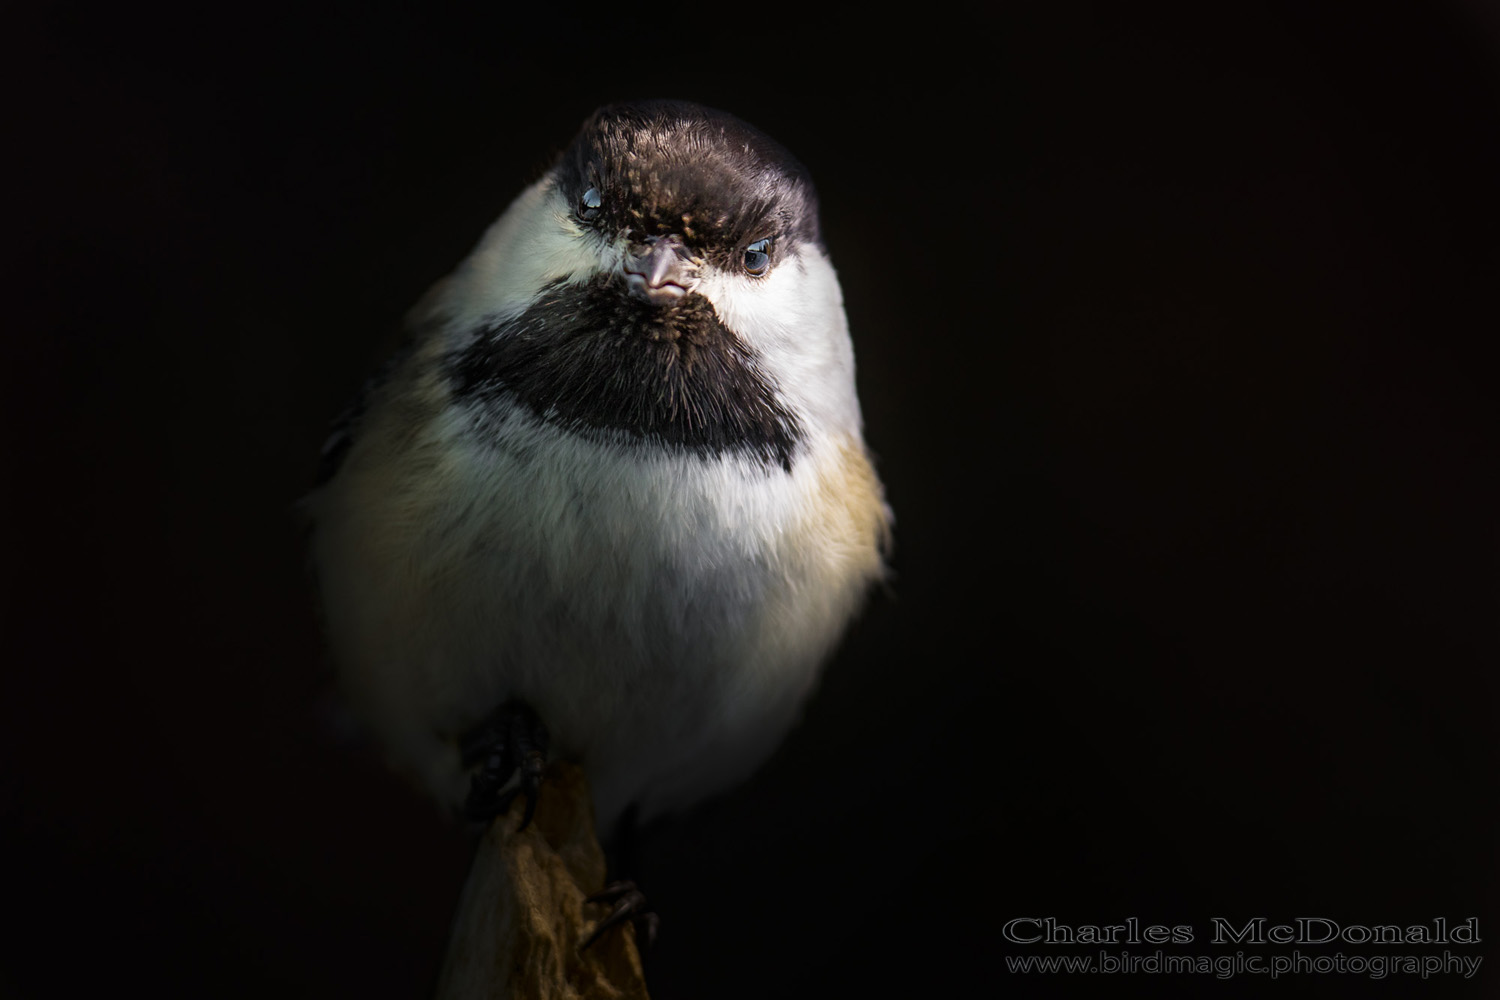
581, 880, 658, 951
460, 702, 549, 830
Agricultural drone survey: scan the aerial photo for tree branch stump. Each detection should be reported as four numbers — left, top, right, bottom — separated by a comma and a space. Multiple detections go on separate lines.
435, 762, 650, 1000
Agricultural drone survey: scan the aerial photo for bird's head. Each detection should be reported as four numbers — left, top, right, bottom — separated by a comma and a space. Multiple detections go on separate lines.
429, 101, 861, 467
552, 100, 819, 308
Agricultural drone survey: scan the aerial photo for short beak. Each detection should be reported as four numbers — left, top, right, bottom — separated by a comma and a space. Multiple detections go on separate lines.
624, 235, 696, 306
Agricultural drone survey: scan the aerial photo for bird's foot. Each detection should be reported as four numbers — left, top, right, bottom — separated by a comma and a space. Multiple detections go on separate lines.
460, 701, 550, 830
581, 880, 658, 951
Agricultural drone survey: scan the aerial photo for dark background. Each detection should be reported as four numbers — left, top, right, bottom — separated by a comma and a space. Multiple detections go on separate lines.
8, 2, 1497, 997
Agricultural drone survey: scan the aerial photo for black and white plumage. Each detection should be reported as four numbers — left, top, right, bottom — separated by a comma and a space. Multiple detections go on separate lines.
306, 100, 891, 835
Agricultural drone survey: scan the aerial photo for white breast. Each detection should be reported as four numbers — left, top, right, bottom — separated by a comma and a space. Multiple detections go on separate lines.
310, 381, 886, 831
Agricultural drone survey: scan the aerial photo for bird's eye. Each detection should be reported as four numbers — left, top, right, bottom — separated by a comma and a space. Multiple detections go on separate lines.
578, 187, 602, 222
743, 238, 771, 277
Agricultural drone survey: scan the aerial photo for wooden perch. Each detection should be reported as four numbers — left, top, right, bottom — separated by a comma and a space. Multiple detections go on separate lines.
435, 762, 650, 1000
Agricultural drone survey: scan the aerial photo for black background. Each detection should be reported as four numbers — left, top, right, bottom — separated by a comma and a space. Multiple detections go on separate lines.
8, 2, 1498, 997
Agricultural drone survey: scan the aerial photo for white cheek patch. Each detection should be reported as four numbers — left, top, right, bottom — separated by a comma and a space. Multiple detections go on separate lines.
697, 251, 863, 436
431, 177, 609, 341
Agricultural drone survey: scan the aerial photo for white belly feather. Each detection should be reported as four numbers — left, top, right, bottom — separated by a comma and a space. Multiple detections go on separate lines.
309, 373, 886, 832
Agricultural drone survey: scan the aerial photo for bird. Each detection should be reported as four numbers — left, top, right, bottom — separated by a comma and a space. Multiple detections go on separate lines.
305, 99, 891, 856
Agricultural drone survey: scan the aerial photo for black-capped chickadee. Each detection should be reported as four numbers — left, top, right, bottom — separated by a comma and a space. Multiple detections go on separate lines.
306, 100, 891, 844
